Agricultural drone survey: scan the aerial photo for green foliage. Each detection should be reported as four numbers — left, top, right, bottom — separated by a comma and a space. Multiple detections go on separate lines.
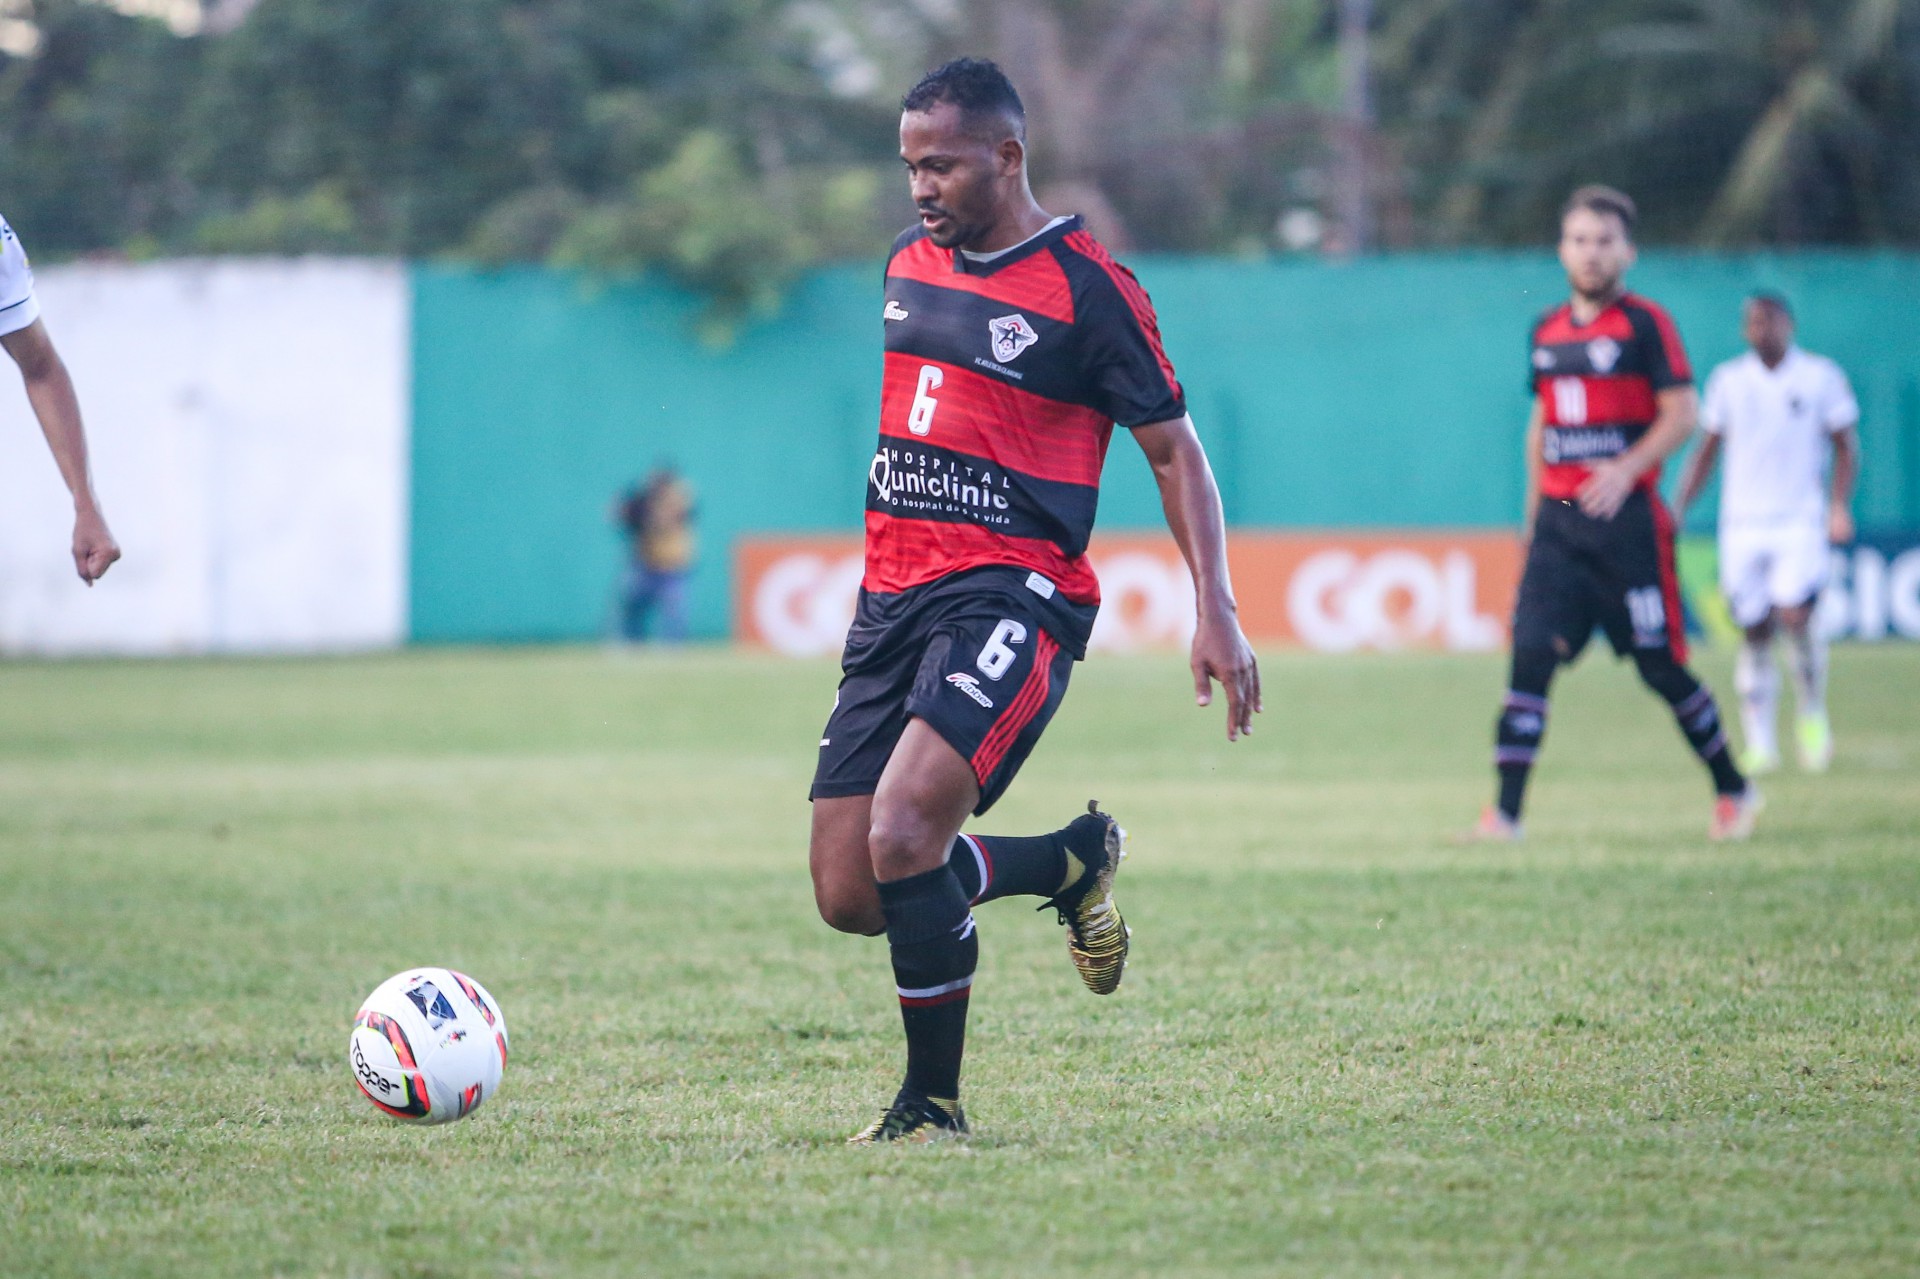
0, 0, 899, 328
553, 130, 884, 338
2, 0, 1916, 311
1372, 0, 1920, 246
190, 182, 359, 254
2, 646, 1919, 1276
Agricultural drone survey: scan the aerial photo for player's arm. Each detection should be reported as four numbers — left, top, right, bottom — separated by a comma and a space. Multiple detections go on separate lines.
1672, 431, 1722, 523
1132, 414, 1261, 741
1520, 397, 1546, 545
1577, 385, 1697, 521
0, 318, 119, 583
1674, 365, 1727, 524
1828, 425, 1860, 544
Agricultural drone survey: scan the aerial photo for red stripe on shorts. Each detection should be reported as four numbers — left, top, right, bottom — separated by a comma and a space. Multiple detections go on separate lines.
1651, 494, 1689, 665
970, 630, 1060, 785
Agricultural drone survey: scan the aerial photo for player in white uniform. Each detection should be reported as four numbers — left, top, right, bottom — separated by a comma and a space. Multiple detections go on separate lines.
1676, 292, 1859, 773
1, 213, 119, 583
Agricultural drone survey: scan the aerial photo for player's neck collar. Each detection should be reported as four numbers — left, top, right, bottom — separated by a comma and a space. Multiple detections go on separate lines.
951, 214, 1080, 276
1566, 288, 1625, 325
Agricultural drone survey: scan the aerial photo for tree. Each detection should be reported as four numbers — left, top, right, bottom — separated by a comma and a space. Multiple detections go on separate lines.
1372, 0, 1920, 246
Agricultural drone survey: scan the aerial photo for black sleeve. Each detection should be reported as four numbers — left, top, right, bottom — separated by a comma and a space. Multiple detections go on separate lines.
1525, 311, 1552, 395
1626, 299, 1693, 390
1073, 262, 1186, 428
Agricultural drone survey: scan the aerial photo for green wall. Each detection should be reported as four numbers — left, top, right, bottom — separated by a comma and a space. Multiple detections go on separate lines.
410, 254, 1920, 643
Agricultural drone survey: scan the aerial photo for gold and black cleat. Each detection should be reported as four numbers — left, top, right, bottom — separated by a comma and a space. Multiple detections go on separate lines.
847, 1092, 968, 1145
1045, 800, 1130, 995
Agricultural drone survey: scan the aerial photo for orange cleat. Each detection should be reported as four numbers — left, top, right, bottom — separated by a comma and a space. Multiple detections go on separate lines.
1461, 806, 1523, 842
1710, 787, 1764, 841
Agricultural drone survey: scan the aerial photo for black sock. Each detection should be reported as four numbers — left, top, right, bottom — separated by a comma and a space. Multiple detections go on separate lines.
947, 831, 1067, 904
1494, 647, 1556, 821
1495, 691, 1549, 820
1636, 656, 1747, 796
877, 865, 977, 1102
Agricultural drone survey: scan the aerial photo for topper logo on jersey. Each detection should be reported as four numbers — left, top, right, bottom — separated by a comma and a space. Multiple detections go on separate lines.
989, 314, 1039, 363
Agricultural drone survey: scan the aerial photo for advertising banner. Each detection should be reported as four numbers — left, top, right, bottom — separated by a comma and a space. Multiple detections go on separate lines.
1678, 533, 1920, 644
736, 532, 1525, 656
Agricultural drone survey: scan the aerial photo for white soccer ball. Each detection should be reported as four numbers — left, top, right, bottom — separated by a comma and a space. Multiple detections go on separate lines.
348, 967, 509, 1125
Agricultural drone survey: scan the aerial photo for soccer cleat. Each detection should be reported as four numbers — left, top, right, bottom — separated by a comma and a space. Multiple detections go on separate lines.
1462, 806, 1523, 842
1797, 712, 1833, 773
846, 1092, 968, 1145
1710, 786, 1764, 842
1739, 743, 1781, 776
1044, 800, 1130, 995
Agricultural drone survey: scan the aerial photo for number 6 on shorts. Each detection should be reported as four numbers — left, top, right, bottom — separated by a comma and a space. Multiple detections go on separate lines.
976, 619, 1028, 681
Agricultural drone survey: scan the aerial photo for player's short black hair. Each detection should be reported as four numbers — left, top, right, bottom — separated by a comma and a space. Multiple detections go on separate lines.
901, 57, 1026, 143
1562, 185, 1637, 237
1748, 289, 1793, 318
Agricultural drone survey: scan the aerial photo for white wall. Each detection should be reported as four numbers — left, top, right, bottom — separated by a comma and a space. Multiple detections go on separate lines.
0, 258, 409, 655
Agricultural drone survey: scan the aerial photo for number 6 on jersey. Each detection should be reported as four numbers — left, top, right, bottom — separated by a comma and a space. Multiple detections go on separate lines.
908, 364, 942, 436
976, 618, 1027, 681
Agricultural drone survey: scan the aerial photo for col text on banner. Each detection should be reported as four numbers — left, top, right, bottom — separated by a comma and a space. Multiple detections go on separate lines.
736, 532, 1524, 656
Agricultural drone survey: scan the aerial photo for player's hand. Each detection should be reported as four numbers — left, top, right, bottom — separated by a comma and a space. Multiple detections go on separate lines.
1828, 503, 1855, 546
1576, 460, 1636, 521
1191, 608, 1261, 742
72, 505, 120, 584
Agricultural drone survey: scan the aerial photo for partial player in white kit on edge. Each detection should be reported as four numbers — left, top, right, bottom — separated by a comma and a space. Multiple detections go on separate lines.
1, 211, 120, 584
1675, 291, 1859, 773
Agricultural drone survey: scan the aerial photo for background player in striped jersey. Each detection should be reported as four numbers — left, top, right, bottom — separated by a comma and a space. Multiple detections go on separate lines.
1471, 186, 1758, 842
1, 212, 118, 584
1674, 292, 1860, 773
808, 59, 1260, 1144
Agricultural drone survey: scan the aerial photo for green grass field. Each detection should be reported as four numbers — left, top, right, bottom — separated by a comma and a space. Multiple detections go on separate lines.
2, 644, 1917, 1277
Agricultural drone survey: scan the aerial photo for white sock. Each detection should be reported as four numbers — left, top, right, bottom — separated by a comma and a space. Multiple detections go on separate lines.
1734, 639, 1779, 756
1787, 626, 1828, 720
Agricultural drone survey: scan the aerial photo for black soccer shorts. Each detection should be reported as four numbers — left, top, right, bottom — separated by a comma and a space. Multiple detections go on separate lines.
810, 570, 1079, 815
1512, 489, 1689, 664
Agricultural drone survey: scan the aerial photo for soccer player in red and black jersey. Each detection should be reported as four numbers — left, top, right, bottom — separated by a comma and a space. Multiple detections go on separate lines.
809, 59, 1261, 1143
1471, 186, 1759, 842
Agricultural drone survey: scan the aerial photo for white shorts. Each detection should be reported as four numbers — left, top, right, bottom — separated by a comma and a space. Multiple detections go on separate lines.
1719, 521, 1830, 628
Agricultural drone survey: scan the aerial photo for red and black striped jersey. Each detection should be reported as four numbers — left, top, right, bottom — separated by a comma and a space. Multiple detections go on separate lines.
1528, 293, 1692, 500
866, 215, 1185, 606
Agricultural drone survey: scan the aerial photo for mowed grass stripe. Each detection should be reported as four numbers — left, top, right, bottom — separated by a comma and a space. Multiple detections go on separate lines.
1, 646, 1915, 1277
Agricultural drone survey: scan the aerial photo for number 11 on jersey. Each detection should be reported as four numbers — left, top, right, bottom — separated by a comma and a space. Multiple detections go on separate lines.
909, 364, 942, 436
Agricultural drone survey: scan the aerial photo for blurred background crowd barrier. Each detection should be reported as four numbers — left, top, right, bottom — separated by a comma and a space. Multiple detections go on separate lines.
5, 0, 1920, 656
4, 251, 1916, 655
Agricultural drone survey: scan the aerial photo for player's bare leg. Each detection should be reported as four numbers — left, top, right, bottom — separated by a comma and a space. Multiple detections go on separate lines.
1734, 613, 1782, 774
809, 795, 884, 936
1776, 601, 1831, 771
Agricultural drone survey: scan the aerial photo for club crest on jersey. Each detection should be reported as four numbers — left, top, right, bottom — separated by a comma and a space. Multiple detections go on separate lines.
1586, 336, 1621, 373
988, 314, 1039, 363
